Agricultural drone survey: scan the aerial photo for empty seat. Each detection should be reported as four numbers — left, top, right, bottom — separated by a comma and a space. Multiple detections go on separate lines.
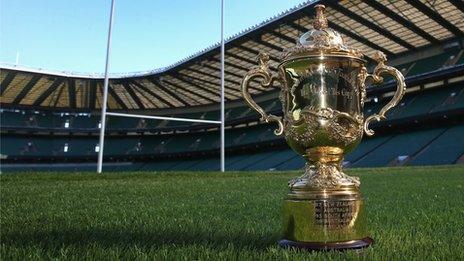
410, 125, 464, 166
353, 128, 445, 167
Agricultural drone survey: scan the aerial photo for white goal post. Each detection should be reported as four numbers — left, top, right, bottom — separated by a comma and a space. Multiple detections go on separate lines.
97, 0, 226, 173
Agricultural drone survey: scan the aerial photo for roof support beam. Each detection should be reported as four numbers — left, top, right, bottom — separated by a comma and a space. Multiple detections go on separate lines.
185, 67, 241, 86
171, 73, 232, 100
148, 77, 190, 107
329, 0, 416, 51
234, 45, 281, 64
162, 78, 217, 103
122, 82, 145, 109
89, 80, 97, 109
67, 79, 76, 109
177, 73, 242, 98
405, 0, 464, 38
107, 83, 129, 110
33, 78, 64, 106
183, 68, 264, 93
13, 75, 41, 104
449, 0, 464, 13
235, 44, 259, 55
177, 72, 219, 87
128, 82, 158, 108
130, 79, 177, 107
225, 51, 278, 72
265, 30, 296, 46
0, 71, 16, 95
52, 83, 65, 107
226, 51, 258, 66
177, 72, 227, 90
209, 57, 251, 73
253, 37, 284, 52
179, 70, 262, 93
363, 0, 440, 44
199, 62, 245, 79
203, 59, 277, 88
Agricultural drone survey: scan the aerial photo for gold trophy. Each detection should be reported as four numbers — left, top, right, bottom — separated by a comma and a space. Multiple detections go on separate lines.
241, 5, 405, 250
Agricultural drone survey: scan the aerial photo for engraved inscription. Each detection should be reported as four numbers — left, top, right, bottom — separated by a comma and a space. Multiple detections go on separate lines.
300, 83, 354, 99
314, 200, 356, 229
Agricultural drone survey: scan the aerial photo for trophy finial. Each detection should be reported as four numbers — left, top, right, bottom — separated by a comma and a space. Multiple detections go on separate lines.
282, 3, 363, 61
313, 4, 328, 30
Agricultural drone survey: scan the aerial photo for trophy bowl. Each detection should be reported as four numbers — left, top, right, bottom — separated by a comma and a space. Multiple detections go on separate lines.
241, 5, 405, 250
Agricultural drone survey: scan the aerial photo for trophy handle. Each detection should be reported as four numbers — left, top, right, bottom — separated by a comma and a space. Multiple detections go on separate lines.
362, 51, 406, 136
241, 52, 284, 135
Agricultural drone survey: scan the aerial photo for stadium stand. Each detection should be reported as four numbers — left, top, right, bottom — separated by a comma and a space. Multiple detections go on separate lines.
409, 125, 464, 166
1, 0, 463, 172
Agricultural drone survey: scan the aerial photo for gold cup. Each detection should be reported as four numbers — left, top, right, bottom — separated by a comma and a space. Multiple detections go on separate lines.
241, 5, 406, 250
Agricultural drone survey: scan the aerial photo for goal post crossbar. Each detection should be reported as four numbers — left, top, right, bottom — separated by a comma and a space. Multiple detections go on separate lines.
106, 112, 222, 125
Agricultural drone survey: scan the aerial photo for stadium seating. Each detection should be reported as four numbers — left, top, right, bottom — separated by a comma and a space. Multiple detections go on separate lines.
1, 48, 463, 172
120, 124, 463, 172
406, 49, 460, 76
394, 85, 463, 119
344, 135, 393, 165
243, 150, 298, 171
352, 128, 446, 167
2, 83, 462, 132
2, 82, 463, 169
431, 84, 464, 112
409, 125, 464, 166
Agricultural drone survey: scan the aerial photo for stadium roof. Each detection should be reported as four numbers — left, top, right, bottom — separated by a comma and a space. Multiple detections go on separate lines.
1, 0, 463, 111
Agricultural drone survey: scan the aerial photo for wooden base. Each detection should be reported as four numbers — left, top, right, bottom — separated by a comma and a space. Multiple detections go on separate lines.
278, 237, 373, 251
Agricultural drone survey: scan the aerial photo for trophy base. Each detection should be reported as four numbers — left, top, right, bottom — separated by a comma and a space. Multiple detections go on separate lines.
278, 237, 373, 251
280, 185, 372, 250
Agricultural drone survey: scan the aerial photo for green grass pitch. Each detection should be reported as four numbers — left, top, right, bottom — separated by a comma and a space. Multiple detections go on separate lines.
1, 166, 463, 260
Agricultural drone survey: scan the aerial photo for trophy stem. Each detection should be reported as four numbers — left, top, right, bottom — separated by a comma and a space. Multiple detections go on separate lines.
290, 146, 360, 191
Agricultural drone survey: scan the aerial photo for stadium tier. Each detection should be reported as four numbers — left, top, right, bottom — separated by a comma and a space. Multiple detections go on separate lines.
1, 78, 463, 171
1, 0, 464, 172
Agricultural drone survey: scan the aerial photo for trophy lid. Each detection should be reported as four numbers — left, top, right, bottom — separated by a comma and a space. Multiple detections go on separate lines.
281, 5, 363, 61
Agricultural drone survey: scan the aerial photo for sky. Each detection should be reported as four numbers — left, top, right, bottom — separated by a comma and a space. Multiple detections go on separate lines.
1, 0, 306, 74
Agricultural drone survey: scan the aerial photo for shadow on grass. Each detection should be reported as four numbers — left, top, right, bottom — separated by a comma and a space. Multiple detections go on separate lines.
1, 227, 280, 251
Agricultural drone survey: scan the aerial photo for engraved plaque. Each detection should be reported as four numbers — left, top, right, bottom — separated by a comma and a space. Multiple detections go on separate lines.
314, 200, 357, 229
